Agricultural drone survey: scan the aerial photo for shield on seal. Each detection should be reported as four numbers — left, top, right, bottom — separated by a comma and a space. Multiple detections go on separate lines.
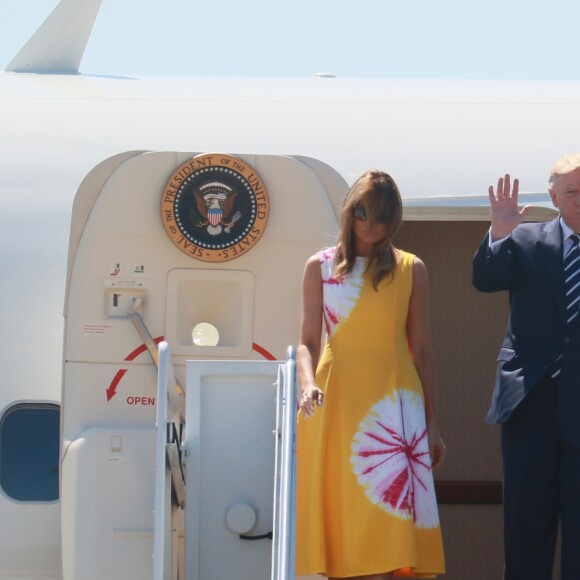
208, 207, 222, 226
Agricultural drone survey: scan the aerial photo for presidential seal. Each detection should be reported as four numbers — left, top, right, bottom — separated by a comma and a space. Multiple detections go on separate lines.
161, 154, 269, 262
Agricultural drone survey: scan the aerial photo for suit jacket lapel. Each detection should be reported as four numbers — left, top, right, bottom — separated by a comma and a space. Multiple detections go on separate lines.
540, 217, 566, 325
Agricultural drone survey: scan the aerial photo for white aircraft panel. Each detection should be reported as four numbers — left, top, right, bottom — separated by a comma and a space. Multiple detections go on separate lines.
185, 360, 279, 580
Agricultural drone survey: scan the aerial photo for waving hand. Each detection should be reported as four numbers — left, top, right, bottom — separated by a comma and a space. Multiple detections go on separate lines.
489, 174, 532, 241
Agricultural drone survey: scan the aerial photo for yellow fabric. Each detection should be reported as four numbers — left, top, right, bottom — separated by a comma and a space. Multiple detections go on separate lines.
296, 250, 445, 578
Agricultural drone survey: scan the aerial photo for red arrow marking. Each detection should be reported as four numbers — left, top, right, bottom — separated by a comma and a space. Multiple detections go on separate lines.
106, 336, 164, 401
107, 339, 276, 402
124, 336, 164, 361
252, 342, 277, 361
106, 369, 128, 401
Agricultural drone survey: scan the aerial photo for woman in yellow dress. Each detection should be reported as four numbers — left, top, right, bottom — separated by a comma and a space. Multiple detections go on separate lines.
296, 170, 446, 579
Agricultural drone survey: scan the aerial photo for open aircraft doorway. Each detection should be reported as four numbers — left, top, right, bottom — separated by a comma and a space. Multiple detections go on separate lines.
62, 150, 559, 578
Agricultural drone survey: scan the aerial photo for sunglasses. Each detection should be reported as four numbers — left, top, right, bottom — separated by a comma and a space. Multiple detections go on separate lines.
352, 204, 391, 224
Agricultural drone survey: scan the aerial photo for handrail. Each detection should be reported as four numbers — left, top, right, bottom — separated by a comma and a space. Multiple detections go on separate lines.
271, 346, 298, 580
153, 341, 184, 580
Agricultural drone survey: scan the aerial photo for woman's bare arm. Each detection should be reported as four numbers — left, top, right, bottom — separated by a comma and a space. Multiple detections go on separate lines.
297, 255, 324, 418
406, 257, 446, 469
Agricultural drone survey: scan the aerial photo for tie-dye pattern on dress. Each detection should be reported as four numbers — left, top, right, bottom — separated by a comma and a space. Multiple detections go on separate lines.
296, 248, 444, 578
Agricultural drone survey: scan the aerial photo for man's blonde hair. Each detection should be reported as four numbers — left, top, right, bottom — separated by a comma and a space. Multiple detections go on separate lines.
548, 153, 580, 189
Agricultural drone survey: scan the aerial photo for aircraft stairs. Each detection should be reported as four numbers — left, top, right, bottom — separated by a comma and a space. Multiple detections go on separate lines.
153, 342, 298, 580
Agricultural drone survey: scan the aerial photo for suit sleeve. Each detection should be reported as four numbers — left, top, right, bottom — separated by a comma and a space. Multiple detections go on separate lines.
472, 232, 516, 293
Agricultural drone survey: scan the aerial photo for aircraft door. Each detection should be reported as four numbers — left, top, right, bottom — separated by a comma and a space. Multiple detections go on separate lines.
184, 360, 280, 580
61, 150, 345, 580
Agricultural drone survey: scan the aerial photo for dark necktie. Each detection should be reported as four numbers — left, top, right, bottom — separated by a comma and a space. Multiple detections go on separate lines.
551, 234, 580, 379
565, 233, 580, 326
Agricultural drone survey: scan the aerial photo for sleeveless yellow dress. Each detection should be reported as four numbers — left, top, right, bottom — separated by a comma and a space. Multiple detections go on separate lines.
296, 248, 444, 578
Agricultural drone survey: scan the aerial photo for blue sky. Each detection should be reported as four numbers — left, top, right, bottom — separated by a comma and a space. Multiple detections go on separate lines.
0, 0, 578, 79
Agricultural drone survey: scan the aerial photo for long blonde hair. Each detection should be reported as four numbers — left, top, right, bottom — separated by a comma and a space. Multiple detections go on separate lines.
335, 170, 403, 289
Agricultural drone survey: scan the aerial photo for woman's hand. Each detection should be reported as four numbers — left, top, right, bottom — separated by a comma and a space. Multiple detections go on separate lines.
428, 426, 446, 469
299, 384, 324, 418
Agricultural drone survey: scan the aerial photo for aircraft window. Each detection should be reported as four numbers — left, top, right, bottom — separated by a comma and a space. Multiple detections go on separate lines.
0, 403, 60, 502
192, 322, 220, 346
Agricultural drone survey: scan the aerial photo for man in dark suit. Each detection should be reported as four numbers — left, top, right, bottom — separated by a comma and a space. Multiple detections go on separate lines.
472, 154, 580, 580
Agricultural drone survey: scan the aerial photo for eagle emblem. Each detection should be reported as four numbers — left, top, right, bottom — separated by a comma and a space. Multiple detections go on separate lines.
161, 153, 269, 262
193, 181, 241, 236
